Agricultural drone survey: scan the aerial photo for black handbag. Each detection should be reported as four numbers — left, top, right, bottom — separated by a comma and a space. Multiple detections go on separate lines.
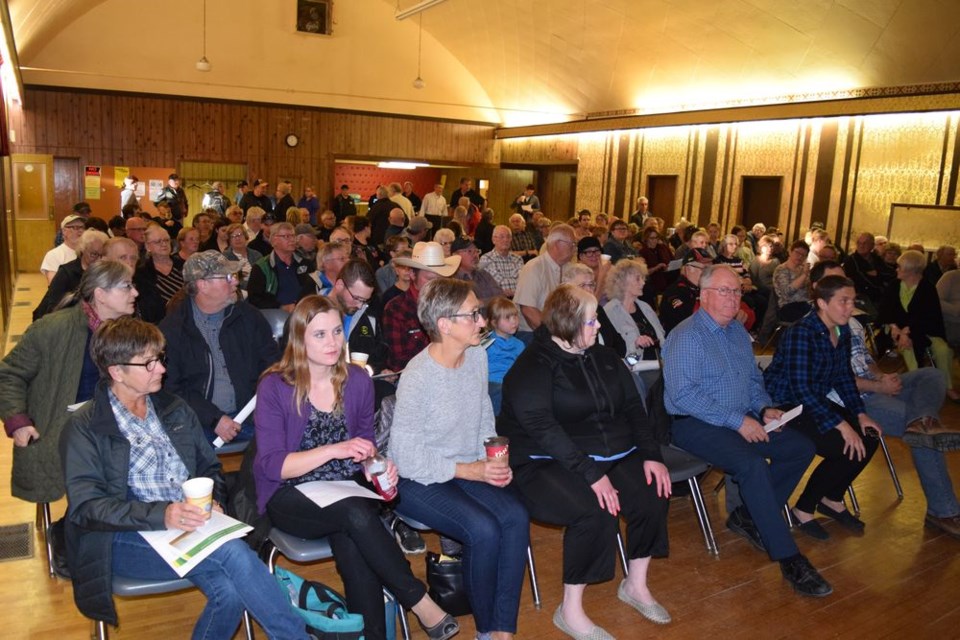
425, 552, 471, 616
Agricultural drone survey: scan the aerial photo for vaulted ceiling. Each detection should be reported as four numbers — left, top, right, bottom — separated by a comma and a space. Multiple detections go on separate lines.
7, 0, 960, 127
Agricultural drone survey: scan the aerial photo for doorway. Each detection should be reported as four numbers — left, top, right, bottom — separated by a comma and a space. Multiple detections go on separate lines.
646, 175, 677, 224
11, 154, 55, 272
740, 177, 782, 230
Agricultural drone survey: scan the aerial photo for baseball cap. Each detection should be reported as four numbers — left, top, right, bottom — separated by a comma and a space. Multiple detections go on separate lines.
450, 236, 476, 253
183, 250, 242, 283
577, 236, 602, 254
61, 214, 86, 229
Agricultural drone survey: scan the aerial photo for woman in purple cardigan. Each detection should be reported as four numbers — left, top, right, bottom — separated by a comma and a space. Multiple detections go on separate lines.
253, 295, 458, 640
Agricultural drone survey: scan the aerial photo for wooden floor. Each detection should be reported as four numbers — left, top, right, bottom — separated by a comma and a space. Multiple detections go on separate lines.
2, 272, 960, 639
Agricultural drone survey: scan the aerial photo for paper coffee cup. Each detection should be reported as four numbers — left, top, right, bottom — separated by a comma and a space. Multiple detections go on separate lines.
182, 477, 214, 518
601, 254, 612, 263
484, 436, 509, 465
350, 352, 369, 367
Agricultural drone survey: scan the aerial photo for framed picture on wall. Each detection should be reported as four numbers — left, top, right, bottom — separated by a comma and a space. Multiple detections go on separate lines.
296, 0, 332, 35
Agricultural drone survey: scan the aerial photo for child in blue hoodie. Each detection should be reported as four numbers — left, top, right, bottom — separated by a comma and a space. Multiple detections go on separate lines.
485, 296, 526, 415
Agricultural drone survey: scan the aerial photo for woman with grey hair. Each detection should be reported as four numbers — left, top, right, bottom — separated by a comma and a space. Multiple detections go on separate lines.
135, 223, 184, 323
0, 260, 138, 510
603, 259, 665, 362
880, 250, 958, 401
33, 228, 109, 321
389, 278, 529, 640
61, 317, 311, 639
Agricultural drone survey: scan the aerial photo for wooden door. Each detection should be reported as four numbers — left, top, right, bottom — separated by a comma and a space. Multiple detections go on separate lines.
647, 175, 678, 224
740, 177, 782, 229
11, 154, 55, 273
53, 157, 81, 224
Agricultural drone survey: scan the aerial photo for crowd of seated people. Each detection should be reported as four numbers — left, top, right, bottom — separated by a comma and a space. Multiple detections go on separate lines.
5, 186, 960, 639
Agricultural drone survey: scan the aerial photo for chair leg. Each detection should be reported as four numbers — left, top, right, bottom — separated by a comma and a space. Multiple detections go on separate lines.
38, 502, 55, 578
878, 434, 904, 500
242, 610, 255, 640
386, 589, 411, 640
526, 544, 541, 610
94, 620, 108, 640
266, 545, 279, 573
762, 324, 783, 352
712, 475, 726, 495
847, 485, 861, 516
687, 477, 719, 556
783, 504, 795, 528
616, 530, 629, 577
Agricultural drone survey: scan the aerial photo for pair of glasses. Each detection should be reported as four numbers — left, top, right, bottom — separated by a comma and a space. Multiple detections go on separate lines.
346, 287, 371, 305
117, 351, 166, 372
111, 282, 137, 291
584, 317, 600, 327
580, 249, 601, 256
703, 286, 743, 298
147, 238, 171, 246
448, 308, 484, 323
578, 281, 597, 290
273, 234, 295, 240
86, 251, 104, 260
206, 273, 238, 282
229, 233, 246, 239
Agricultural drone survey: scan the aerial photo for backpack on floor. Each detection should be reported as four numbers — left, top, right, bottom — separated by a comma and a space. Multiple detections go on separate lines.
275, 566, 365, 639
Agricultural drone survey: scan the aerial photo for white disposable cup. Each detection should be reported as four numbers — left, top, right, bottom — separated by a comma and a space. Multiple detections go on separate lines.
182, 477, 214, 518
350, 352, 369, 367
601, 254, 612, 263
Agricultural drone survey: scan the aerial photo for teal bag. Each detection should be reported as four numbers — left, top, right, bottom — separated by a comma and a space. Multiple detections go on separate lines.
275, 566, 365, 639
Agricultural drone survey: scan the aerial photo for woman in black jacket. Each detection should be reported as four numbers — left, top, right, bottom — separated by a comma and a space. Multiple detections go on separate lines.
497, 284, 672, 640
60, 317, 308, 639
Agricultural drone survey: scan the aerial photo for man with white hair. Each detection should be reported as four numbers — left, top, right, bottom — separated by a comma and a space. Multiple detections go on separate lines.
479, 225, 524, 297
513, 223, 577, 342
388, 182, 414, 220
420, 183, 448, 231
629, 196, 651, 227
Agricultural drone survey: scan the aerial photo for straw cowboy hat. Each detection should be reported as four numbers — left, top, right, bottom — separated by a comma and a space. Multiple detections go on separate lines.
393, 241, 461, 277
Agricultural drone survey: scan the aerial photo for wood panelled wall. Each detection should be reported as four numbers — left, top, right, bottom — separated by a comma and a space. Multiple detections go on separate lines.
7, 88, 500, 212
506, 110, 960, 251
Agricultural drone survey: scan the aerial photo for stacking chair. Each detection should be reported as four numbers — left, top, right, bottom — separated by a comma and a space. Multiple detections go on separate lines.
661, 445, 719, 556
262, 528, 411, 640
94, 576, 255, 640
259, 308, 290, 346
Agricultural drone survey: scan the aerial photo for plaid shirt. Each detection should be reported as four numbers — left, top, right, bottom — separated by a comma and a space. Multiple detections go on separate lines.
109, 389, 189, 503
510, 230, 539, 253
478, 251, 524, 292
382, 287, 430, 371
763, 311, 865, 432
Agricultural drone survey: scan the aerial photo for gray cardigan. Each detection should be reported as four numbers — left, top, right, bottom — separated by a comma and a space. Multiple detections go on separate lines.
603, 297, 666, 357
389, 345, 495, 485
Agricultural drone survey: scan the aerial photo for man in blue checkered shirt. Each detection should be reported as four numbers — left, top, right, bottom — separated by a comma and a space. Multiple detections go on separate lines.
663, 264, 831, 598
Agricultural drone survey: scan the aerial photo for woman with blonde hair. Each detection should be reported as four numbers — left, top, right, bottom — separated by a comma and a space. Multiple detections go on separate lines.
603, 259, 666, 361
253, 295, 459, 640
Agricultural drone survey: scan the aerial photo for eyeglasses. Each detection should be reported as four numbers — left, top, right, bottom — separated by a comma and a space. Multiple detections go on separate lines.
703, 286, 743, 298
447, 308, 484, 323
146, 238, 171, 246
273, 234, 295, 240
578, 281, 597, 290
584, 317, 600, 327
85, 251, 104, 260
556, 239, 577, 247
205, 273, 238, 282
580, 249, 601, 256
63, 225, 86, 232
117, 351, 166, 372
229, 232, 246, 239
345, 286, 371, 305
110, 282, 137, 291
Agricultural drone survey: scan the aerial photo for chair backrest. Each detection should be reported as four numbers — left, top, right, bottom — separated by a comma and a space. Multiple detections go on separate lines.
259, 308, 290, 345
375, 394, 396, 454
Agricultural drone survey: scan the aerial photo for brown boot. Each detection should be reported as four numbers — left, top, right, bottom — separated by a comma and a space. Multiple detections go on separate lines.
903, 417, 960, 452
925, 514, 960, 539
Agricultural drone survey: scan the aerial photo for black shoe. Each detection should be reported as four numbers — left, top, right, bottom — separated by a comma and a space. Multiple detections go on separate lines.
780, 554, 833, 597
393, 520, 427, 554
726, 506, 765, 552
816, 503, 865, 533
795, 517, 830, 541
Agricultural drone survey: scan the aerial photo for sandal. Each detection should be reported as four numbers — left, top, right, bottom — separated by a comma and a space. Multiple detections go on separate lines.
422, 613, 460, 640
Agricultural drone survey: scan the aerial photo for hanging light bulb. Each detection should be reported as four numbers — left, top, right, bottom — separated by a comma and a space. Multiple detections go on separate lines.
412, 14, 425, 89
197, 0, 211, 71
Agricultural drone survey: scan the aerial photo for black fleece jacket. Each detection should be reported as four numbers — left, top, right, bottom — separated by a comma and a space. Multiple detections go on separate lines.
497, 327, 661, 485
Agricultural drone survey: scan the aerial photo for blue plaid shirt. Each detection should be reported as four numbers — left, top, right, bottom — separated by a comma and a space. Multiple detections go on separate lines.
763, 311, 865, 432
109, 389, 189, 503
663, 309, 771, 429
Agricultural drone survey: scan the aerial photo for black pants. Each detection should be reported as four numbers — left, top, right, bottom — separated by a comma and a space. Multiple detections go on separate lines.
267, 485, 426, 640
788, 404, 880, 514
512, 452, 669, 585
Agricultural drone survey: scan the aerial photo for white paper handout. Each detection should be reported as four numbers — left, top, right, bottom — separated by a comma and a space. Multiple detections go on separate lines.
296, 480, 383, 509
139, 510, 252, 577
213, 395, 257, 448
764, 404, 803, 433
667, 259, 683, 272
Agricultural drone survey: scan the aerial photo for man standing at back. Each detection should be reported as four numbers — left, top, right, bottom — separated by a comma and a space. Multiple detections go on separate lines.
663, 264, 831, 598
154, 173, 188, 222
159, 251, 280, 445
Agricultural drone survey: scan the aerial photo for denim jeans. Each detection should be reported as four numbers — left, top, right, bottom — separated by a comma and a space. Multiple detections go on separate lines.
863, 368, 960, 518
112, 532, 309, 640
395, 477, 529, 634
671, 416, 815, 561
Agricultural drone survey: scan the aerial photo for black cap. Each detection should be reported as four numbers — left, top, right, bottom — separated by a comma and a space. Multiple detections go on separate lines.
450, 236, 476, 253
340, 184, 349, 190
237, 180, 248, 188
577, 236, 602, 254
73, 202, 92, 214
168, 173, 180, 180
